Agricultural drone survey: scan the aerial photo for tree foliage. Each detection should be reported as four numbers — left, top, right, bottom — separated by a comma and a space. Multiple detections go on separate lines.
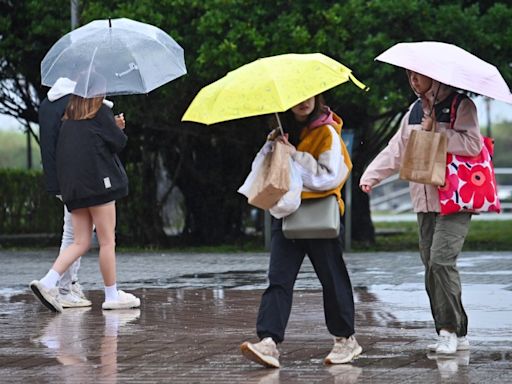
1, 0, 511, 245
0, 1, 69, 138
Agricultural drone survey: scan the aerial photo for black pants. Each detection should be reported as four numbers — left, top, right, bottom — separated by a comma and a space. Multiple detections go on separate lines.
256, 218, 355, 343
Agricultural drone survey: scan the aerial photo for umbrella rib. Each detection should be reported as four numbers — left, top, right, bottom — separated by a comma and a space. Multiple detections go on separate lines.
41, 46, 73, 85
265, 60, 287, 111
124, 46, 149, 95
114, 30, 185, 94
42, 28, 104, 85
122, 28, 186, 74
84, 47, 99, 97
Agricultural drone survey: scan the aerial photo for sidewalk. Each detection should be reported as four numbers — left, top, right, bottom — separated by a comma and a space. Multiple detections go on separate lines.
1, 250, 511, 383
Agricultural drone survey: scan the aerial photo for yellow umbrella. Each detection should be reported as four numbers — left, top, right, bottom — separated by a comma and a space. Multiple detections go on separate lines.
182, 53, 367, 130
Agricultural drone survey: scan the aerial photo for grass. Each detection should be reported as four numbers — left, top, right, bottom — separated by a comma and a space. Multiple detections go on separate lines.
128, 219, 512, 253
2, 220, 510, 253
0, 130, 41, 169
353, 219, 512, 252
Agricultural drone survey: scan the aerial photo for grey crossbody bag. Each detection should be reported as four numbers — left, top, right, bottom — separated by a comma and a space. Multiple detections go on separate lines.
282, 195, 340, 239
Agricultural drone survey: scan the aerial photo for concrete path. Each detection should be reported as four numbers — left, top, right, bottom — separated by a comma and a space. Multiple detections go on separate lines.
1, 250, 511, 383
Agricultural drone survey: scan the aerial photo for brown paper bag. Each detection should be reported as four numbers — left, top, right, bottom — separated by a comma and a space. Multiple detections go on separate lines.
248, 141, 291, 209
400, 129, 447, 186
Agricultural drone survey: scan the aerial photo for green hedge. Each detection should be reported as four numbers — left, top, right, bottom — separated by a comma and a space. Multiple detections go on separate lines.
0, 169, 62, 234
0, 167, 158, 245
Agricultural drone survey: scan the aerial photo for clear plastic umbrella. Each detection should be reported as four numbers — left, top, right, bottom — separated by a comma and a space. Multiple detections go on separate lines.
41, 18, 187, 97
375, 41, 512, 104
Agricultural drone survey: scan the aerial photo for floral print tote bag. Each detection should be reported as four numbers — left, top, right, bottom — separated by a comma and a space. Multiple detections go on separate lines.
438, 94, 501, 215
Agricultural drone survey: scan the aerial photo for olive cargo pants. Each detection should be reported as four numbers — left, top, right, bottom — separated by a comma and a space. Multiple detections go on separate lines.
417, 212, 471, 337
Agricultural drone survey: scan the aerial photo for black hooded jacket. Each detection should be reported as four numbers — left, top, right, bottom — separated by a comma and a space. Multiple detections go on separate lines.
56, 104, 129, 211
39, 94, 71, 194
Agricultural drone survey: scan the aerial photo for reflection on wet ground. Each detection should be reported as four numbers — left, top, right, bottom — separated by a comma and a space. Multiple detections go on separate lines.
1, 250, 511, 383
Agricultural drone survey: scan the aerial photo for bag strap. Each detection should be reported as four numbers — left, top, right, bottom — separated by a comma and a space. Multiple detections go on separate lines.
449, 93, 466, 129
449, 94, 494, 156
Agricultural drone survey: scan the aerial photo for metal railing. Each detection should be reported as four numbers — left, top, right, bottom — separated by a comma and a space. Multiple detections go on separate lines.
370, 168, 512, 213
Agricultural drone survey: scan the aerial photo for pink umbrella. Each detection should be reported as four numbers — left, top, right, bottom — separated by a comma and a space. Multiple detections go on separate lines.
375, 41, 512, 104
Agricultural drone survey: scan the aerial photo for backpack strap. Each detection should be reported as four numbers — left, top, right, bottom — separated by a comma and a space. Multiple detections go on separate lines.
408, 100, 423, 125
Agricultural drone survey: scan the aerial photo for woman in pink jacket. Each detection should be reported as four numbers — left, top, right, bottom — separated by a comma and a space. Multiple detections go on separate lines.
360, 70, 482, 354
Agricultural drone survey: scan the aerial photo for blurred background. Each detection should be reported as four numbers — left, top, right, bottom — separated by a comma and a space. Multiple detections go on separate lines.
1, 0, 511, 250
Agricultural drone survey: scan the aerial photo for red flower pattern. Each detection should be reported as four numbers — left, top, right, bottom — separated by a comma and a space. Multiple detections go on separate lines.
439, 172, 459, 197
440, 199, 460, 215
458, 164, 495, 209
438, 136, 500, 216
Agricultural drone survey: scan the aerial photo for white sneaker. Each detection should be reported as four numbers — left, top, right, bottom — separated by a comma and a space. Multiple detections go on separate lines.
428, 335, 469, 352
324, 335, 363, 364
29, 280, 63, 312
456, 336, 470, 350
102, 290, 140, 310
435, 330, 458, 354
59, 292, 92, 308
71, 282, 87, 300
240, 337, 280, 368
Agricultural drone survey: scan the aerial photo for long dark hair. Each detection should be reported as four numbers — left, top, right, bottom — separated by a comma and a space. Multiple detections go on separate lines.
279, 94, 327, 146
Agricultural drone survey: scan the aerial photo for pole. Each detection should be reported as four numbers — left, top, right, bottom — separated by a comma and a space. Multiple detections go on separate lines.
264, 210, 271, 251
70, 0, 79, 30
344, 174, 352, 251
485, 97, 492, 138
341, 129, 355, 252
26, 125, 32, 169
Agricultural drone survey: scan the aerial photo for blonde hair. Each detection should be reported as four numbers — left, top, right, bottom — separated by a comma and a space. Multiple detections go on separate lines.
63, 95, 103, 120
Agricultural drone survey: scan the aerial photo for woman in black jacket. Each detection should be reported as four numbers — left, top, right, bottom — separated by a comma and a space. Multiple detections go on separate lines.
30, 94, 140, 312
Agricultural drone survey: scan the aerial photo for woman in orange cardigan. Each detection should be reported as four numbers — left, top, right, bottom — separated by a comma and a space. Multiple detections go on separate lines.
240, 94, 361, 368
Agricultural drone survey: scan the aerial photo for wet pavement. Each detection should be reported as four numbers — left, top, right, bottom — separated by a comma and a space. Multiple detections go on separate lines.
1, 250, 512, 383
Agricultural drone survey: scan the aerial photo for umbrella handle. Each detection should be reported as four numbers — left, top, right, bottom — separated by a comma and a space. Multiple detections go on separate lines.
275, 112, 285, 136
424, 83, 440, 134
427, 83, 441, 117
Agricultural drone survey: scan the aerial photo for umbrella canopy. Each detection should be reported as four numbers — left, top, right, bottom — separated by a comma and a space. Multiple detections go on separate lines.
375, 41, 512, 104
41, 18, 187, 97
182, 53, 367, 125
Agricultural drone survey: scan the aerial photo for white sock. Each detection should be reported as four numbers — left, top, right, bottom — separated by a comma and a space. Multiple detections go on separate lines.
104, 284, 119, 302
40, 269, 61, 289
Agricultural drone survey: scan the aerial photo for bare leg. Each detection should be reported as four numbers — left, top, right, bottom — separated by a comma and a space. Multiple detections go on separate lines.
89, 203, 117, 286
